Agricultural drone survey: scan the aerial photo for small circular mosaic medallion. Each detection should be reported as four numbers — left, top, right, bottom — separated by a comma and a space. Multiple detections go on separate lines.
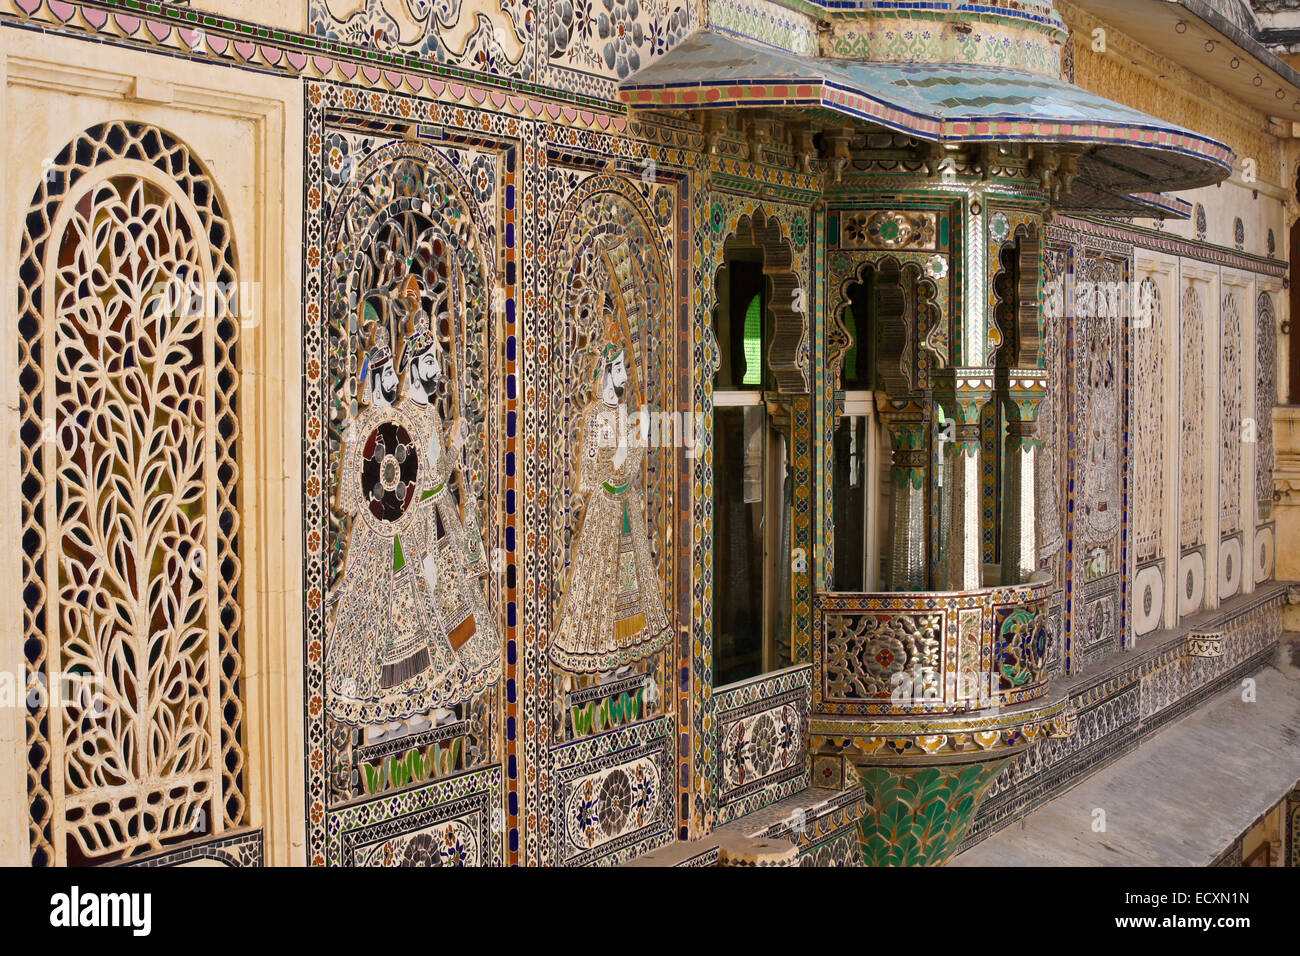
925, 254, 949, 278
989, 211, 1010, 243
597, 769, 631, 837
749, 713, 778, 776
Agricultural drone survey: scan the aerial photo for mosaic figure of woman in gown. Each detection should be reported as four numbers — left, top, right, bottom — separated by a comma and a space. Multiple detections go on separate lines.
400, 313, 500, 698
325, 326, 466, 728
551, 325, 671, 673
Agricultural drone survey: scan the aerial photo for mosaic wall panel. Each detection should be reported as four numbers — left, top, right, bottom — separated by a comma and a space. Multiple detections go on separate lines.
307, 0, 701, 100
711, 666, 812, 826
1220, 289, 1243, 537
800, 827, 861, 867
1074, 250, 1124, 583
967, 586, 1286, 850
1181, 284, 1207, 550
1076, 583, 1120, 671
1037, 246, 1068, 566
330, 764, 505, 866
1132, 276, 1164, 566
304, 82, 516, 865
1036, 244, 1068, 671
309, 0, 533, 80
553, 717, 675, 865
709, 0, 817, 55
1256, 293, 1276, 520
124, 830, 265, 868
533, 161, 687, 865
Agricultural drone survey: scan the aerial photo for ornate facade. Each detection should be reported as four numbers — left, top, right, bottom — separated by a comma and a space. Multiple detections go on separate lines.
0, 0, 1297, 869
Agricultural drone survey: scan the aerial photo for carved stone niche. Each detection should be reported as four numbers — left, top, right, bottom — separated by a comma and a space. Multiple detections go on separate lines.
721, 209, 809, 394
992, 225, 1044, 370
869, 256, 939, 400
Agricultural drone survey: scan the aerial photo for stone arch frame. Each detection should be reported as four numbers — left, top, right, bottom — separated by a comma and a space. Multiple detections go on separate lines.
17, 121, 244, 866
830, 254, 942, 399
709, 207, 808, 394
992, 222, 1044, 370
703, 202, 821, 674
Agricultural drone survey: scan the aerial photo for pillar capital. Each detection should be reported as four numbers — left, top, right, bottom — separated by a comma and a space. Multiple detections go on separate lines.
874, 394, 931, 489
996, 367, 1047, 424
935, 368, 996, 453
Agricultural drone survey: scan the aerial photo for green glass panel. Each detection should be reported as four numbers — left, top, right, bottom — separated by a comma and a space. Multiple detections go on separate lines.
742, 293, 762, 386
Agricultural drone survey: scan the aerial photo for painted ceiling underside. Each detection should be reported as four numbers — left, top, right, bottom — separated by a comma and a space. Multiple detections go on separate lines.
620, 31, 1234, 213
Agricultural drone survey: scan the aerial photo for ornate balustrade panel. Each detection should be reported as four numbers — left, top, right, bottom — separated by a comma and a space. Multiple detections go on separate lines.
814, 578, 1053, 717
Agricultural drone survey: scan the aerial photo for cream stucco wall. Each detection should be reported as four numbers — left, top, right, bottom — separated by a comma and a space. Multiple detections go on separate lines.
0, 27, 305, 865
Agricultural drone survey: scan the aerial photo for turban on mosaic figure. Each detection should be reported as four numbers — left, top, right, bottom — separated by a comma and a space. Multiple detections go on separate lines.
325, 303, 499, 728
552, 324, 671, 673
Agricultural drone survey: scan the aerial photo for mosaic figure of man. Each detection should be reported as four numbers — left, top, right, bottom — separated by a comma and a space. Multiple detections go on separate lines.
551, 324, 671, 673
326, 326, 464, 729
401, 314, 500, 697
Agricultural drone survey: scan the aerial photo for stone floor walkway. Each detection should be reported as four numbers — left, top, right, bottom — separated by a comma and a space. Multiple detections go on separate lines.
952, 658, 1300, 866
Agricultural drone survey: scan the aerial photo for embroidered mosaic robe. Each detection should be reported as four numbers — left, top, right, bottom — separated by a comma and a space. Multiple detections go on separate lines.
552, 400, 671, 672
402, 396, 500, 694
325, 400, 464, 726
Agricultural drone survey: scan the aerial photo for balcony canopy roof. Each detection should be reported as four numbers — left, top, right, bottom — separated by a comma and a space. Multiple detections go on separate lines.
619, 31, 1233, 214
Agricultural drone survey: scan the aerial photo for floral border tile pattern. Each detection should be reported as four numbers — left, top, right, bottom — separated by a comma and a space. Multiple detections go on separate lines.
711, 665, 812, 825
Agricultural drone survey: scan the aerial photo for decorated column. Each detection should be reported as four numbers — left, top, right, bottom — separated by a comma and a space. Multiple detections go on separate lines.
999, 370, 1047, 585
877, 396, 931, 591
936, 370, 994, 591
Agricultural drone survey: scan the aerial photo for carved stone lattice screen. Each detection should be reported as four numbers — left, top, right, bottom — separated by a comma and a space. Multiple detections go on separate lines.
18, 122, 245, 865
1220, 290, 1242, 536
1180, 286, 1205, 550
1133, 277, 1163, 564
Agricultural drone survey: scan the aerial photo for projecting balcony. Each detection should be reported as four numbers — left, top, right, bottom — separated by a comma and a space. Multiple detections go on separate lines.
814, 572, 1057, 721
808, 573, 1074, 865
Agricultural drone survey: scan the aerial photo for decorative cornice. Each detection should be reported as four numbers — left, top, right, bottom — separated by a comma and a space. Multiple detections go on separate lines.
1051, 215, 1288, 276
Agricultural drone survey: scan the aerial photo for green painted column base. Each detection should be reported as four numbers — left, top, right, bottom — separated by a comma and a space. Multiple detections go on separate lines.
853, 758, 1012, 867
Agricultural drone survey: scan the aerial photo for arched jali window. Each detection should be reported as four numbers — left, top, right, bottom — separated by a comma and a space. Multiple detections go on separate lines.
18, 122, 245, 865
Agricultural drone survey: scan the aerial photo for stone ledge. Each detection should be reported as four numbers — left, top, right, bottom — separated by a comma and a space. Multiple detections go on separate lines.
964, 585, 1288, 850
622, 785, 864, 867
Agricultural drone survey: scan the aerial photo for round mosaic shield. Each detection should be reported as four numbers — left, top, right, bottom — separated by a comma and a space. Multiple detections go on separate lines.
361, 417, 418, 528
